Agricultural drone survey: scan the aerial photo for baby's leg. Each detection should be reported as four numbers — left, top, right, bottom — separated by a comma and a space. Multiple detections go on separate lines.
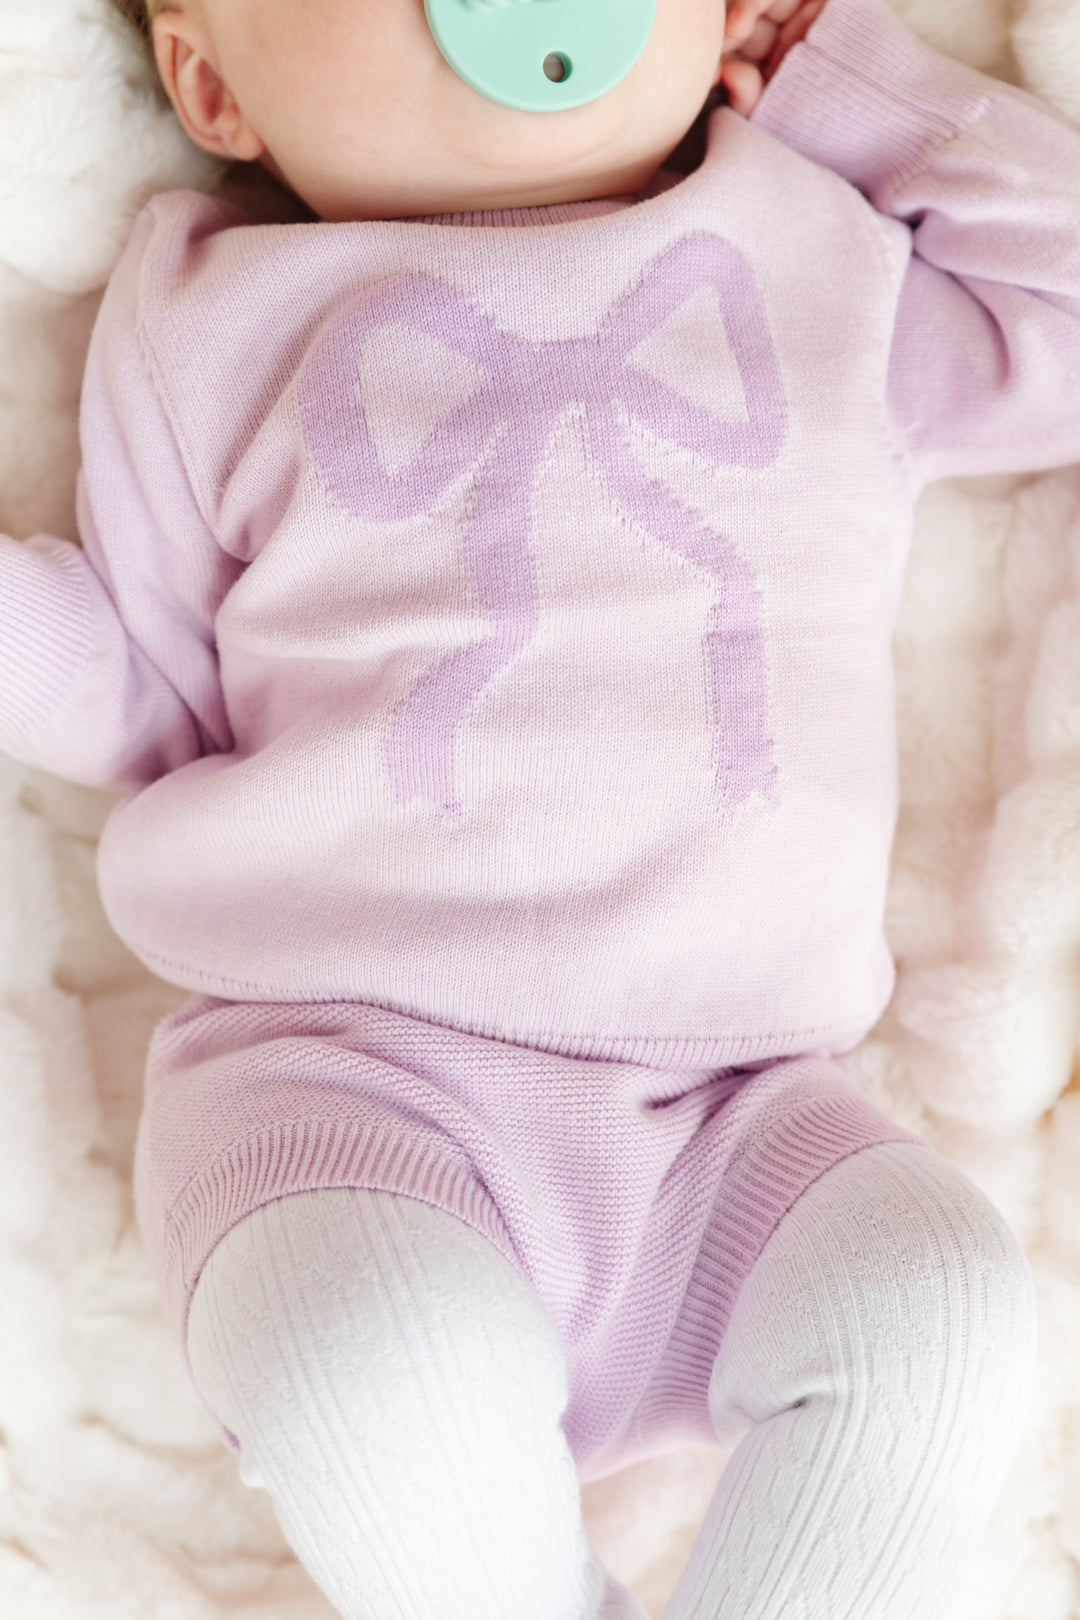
186, 1187, 645, 1620
667, 1140, 1037, 1619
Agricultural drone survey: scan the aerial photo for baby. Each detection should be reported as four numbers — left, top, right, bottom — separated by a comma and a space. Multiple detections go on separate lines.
6, 0, 1080, 1612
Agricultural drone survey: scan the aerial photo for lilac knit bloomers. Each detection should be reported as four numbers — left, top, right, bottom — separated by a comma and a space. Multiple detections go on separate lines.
133, 994, 915, 1482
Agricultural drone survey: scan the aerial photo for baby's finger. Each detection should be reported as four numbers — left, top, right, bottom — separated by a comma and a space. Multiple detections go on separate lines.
738, 16, 779, 61
764, 0, 827, 76
760, 0, 803, 23
720, 56, 764, 116
723, 0, 767, 46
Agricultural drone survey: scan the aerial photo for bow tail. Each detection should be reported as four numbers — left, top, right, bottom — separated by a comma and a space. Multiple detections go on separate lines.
703, 585, 780, 810
596, 419, 779, 811
387, 436, 543, 818
387, 631, 535, 816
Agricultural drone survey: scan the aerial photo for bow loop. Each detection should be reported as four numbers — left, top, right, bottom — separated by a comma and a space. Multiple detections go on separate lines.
601, 231, 787, 469
299, 274, 514, 522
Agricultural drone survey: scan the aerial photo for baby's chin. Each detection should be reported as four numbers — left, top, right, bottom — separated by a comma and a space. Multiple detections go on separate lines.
273, 156, 669, 224
235, 71, 702, 224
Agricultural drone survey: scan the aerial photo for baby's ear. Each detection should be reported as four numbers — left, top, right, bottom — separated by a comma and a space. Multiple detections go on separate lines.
151, 9, 265, 162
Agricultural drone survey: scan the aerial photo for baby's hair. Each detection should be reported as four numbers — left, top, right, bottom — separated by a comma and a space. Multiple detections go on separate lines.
109, 0, 158, 42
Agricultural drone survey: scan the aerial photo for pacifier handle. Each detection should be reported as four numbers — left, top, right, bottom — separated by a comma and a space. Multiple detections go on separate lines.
424, 0, 658, 112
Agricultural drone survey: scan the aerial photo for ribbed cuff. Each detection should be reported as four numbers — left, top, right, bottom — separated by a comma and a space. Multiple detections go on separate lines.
616, 1078, 923, 1468
156, 1115, 518, 1452
750, 0, 993, 196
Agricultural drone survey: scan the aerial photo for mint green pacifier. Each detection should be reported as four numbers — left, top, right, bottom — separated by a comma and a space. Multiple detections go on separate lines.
424, 0, 658, 113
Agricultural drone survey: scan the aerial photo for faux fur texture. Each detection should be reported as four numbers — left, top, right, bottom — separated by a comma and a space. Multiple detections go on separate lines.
1, 2, 1079, 1615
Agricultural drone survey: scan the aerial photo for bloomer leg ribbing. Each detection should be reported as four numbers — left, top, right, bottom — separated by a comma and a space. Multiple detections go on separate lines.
185, 1187, 647, 1620
186, 1143, 1036, 1620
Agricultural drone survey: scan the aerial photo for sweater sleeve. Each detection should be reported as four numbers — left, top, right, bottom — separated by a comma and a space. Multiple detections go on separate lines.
750, 0, 1080, 484
0, 201, 239, 794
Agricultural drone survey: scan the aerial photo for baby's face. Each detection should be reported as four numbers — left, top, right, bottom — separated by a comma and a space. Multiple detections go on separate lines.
153, 0, 728, 221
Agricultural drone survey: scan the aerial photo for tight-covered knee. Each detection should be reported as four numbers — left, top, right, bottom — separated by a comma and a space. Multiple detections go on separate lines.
185, 1189, 617, 1620
187, 1187, 572, 1448
674, 1144, 1037, 1620
709, 1140, 1037, 1455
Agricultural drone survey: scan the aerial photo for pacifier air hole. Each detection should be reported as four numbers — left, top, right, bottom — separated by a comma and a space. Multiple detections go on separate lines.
542, 52, 571, 82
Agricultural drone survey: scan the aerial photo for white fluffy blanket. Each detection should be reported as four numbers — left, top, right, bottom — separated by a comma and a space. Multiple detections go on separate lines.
2, 2, 1079, 1614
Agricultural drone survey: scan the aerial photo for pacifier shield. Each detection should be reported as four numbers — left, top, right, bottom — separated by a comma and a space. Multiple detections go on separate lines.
424, 0, 657, 111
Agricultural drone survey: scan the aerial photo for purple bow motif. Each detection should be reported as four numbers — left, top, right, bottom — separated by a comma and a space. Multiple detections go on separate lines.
299, 230, 787, 817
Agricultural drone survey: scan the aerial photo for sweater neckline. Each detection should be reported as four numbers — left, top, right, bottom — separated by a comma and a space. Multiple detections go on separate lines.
397, 148, 695, 230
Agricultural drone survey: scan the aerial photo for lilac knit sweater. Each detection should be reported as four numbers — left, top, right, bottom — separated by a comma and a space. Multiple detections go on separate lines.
2, 0, 1080, 1067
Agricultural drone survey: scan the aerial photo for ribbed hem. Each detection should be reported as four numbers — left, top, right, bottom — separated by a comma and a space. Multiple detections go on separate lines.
596, 1088, 923, 1475
130, 942, 893, 1073
162, 1116, 517, 1453
751, 0, 992, 197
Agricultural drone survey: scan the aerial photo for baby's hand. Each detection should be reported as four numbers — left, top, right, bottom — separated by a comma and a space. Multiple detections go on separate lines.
719, 0, 828, 117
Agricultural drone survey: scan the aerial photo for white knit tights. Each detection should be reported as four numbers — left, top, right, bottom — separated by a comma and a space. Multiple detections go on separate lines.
185, 1142, 1036, 1620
